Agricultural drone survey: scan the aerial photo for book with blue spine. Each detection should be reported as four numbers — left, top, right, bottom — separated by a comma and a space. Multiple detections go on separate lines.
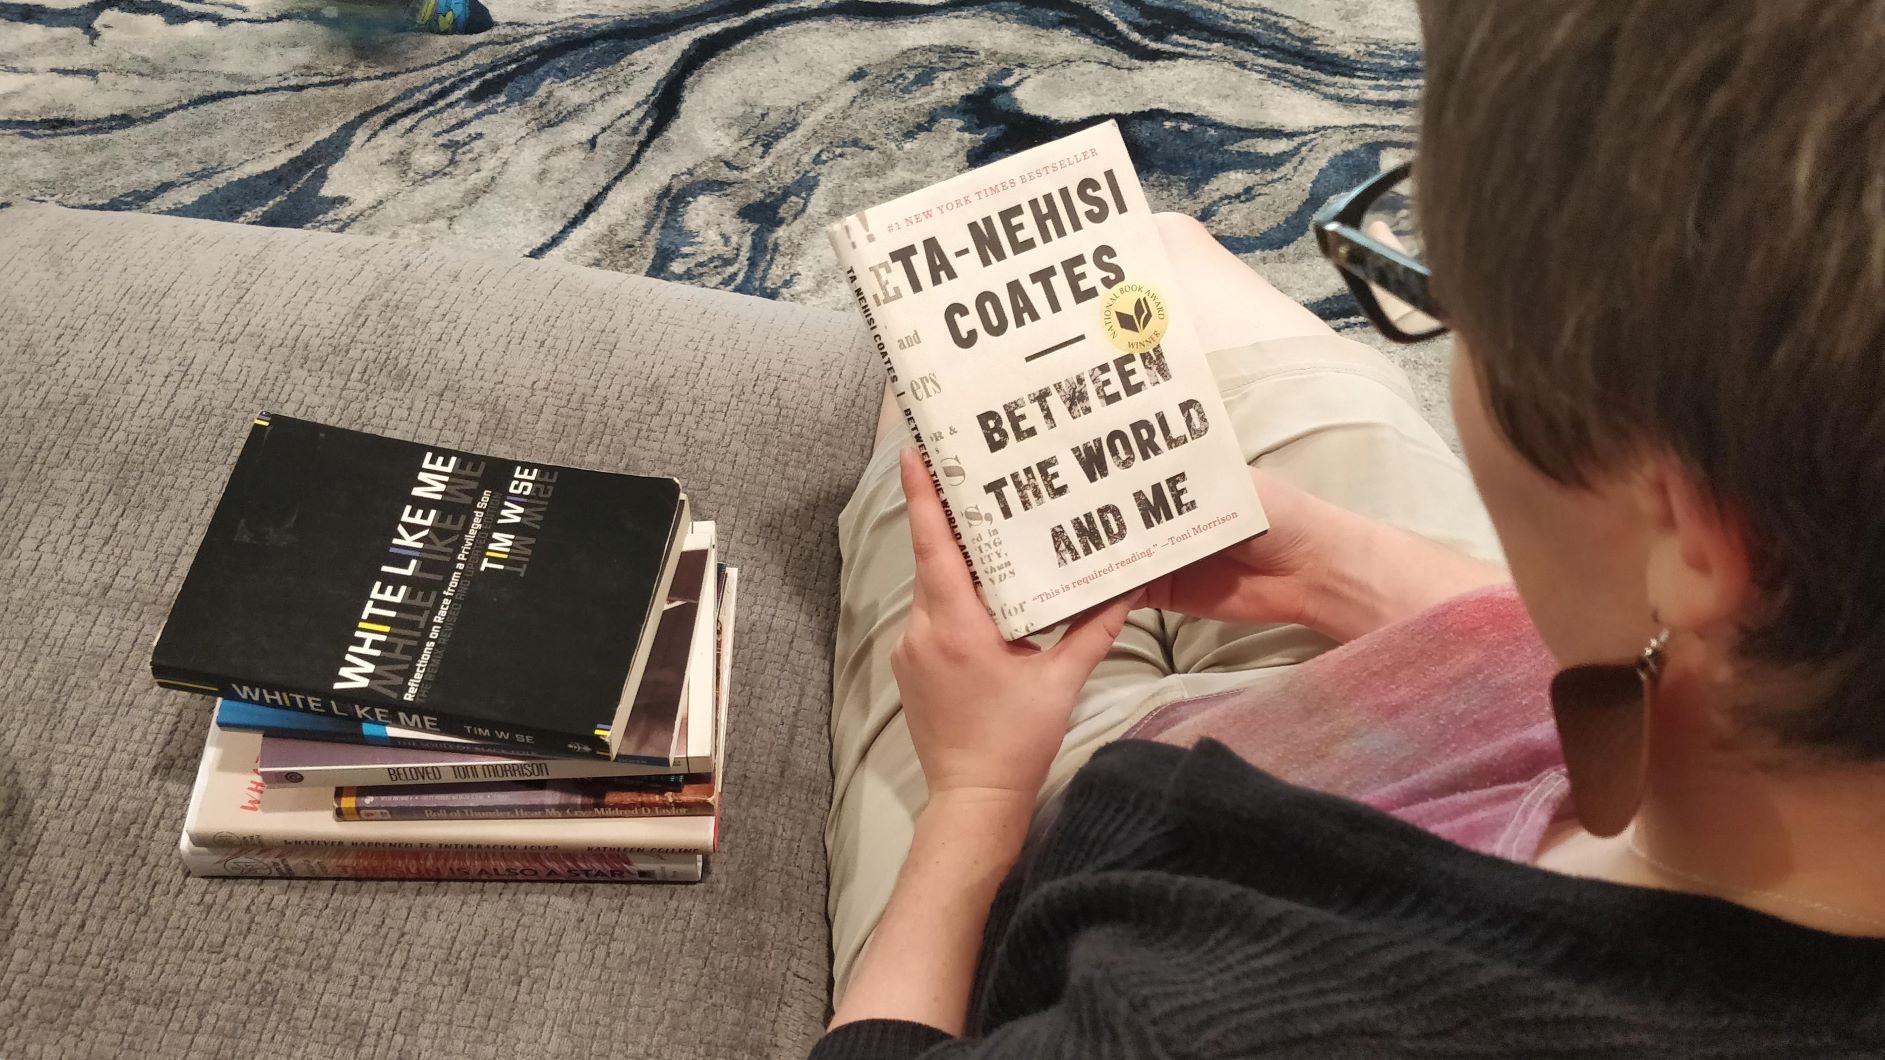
216, 698, 532, 755
226, 700, 705, 785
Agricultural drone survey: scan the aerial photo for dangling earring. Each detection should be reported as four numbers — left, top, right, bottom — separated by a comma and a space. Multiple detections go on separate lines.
1549, 628, 1670, 837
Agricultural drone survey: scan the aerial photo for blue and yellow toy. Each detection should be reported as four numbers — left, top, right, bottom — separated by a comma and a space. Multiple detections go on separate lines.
408, 0, 473, 33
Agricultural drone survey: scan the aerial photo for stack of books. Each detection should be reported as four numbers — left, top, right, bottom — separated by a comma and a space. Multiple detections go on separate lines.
150, 414, 732, 883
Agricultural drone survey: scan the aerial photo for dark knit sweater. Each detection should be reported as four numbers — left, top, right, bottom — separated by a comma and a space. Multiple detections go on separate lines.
812, 740, 1885, 1059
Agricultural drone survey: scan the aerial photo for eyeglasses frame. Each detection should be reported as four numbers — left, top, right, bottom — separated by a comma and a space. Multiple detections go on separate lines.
1310, 161, 1446, 343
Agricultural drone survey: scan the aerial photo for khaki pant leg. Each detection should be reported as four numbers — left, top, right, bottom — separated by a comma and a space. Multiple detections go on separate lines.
824, 441, 1174, 1002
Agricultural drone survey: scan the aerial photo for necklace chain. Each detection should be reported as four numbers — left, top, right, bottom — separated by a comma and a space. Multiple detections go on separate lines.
1625, 827, 1885, 932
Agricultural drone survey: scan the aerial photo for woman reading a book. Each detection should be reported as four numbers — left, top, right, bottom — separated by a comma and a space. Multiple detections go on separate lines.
818, 1, 1885, 1055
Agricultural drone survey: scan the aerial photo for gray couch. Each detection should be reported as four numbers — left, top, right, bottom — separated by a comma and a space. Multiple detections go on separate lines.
0, 204, 877, 1059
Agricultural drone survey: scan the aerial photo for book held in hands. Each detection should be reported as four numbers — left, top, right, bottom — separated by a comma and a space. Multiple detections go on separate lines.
827, 121, 1267, 639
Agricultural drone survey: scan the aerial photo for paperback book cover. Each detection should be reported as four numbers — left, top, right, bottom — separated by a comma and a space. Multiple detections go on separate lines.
827, 121, 1266, 638
178, 838, 703, 882
186, 724, 717, 853
152, 413, 689, 758
335, 778, 717, 821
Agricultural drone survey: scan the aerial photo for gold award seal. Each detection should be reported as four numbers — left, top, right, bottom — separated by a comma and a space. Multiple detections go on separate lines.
1099, 281, 1169, 354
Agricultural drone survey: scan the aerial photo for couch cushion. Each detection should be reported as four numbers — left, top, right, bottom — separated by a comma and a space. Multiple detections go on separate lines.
0, 204, 875, 1059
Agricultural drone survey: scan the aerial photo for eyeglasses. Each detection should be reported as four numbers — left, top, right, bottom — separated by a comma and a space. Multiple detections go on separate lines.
1311, 162, 1446, 343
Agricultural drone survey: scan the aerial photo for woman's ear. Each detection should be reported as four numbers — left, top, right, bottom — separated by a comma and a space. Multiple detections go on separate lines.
1639, 458, 1754, 649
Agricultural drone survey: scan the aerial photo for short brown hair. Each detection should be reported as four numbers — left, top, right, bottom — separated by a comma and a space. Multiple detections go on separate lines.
1416, 0, 1885, 758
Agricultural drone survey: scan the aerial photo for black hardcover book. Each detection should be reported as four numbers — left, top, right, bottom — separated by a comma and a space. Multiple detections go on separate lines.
152, 413, 689, 758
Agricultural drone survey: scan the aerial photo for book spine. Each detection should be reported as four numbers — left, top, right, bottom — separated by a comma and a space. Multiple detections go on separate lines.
236, 724, 542, 762
154, 670, 610, 758
335, 784, 715, 822
186, 832, 706, 855
264, 761, 701, 788
179, 842, 703, 882
828, 233, 980, 593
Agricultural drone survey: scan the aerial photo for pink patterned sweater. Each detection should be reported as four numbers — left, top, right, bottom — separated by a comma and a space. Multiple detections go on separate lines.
1127, 586, 1573, 862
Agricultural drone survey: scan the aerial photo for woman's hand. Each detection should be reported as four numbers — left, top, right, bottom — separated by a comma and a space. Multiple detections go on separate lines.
1143, 466, 1509, 642
891, 448, 1134, 805
830, 450, 1130, 1036
1140, 468, 1330, 630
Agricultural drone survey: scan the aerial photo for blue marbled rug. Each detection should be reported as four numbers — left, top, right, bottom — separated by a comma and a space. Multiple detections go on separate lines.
2, 0, 1444, 415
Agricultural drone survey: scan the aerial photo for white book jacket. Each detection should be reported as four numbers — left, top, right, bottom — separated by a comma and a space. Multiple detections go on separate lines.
828, 121, 1265, 638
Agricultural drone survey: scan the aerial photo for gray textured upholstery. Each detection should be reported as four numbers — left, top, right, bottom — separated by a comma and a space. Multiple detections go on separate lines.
0, 205, 877, 1059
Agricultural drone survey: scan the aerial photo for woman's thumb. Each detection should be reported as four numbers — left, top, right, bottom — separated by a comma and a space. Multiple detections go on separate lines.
1049, 594, 1134, 672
